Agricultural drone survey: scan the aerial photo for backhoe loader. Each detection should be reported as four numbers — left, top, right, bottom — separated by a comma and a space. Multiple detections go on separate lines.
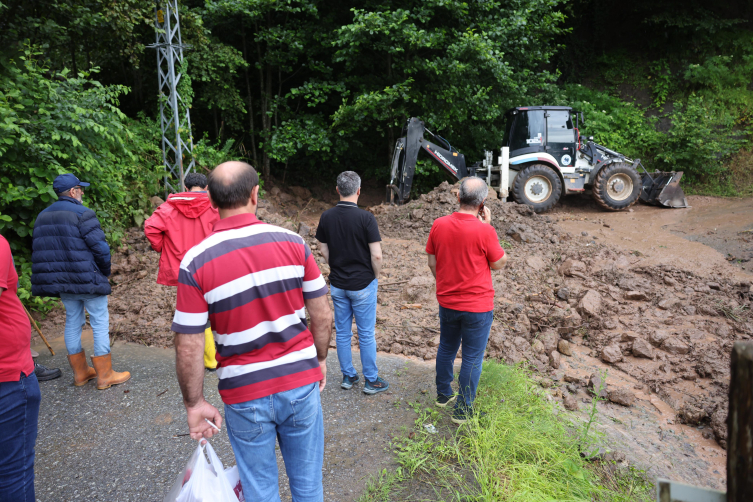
386, 107, 688, 212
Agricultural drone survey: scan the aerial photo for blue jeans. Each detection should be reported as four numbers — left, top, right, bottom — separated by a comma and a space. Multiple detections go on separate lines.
330, 279, 379, 382
60, 293, 110, 356
225, 383, 323, 502
0, 372, 40, 502
436, 306, 493, 410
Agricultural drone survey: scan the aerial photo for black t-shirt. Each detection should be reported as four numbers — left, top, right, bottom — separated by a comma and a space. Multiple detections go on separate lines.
315, 201, 381, 291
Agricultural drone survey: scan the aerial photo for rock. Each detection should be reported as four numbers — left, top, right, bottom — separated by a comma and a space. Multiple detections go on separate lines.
588, 373, 609, 398
608, 388, 635, 407
525, 256, 547, 271
679, 404, 706, 425
319, 263, 330, 275
556, 287, 570, 301
578, 290, 602, 318
428, 335, 441, 347
558, 339, 573, 356
297, 222, 311, 236
658, 297, 681, 310
269, 186, 281, 196
558, 259, 586, 277
513, 313, 531, 336
149, 195, 165, 208
403, 276, 435, 303
661, 337, 690, 355
710, 409, 728, 448
289, 186, 311, 199
664, 276, 678, 286
563, 373, 581, 384
423, 351, 433, 361
715, 323, 731, 337
390, 343, 403, 354
531, 339, 545, 354
624, 290, 648, 301
410, 208, 425, 221
549, 351, 561, 369
539, 331, 559, 355
632, 338, 654, 359
682, 305, 697, 316
649, 329, 670, 347
600, 344, 622, 364
563, 393, 579, 411
707, 282, 722, 291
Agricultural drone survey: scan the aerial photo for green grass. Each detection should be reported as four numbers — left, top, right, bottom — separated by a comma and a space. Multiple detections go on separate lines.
358, 362, 652, 502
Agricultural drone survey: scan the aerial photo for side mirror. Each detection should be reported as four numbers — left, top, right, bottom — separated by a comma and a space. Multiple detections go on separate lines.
588, 136, 594, 142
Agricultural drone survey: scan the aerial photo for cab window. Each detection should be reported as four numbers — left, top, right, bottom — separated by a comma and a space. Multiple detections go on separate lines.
547, 110, 574, 143
509, 110, 545, 151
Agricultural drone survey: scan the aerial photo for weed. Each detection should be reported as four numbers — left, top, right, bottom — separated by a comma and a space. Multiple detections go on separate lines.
580, 369, 608, 456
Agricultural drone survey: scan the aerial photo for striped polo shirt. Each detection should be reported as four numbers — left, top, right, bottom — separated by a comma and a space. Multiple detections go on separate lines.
171, 213, 329, 404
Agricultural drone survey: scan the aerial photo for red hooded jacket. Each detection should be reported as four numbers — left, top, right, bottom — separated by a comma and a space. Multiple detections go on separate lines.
144, 192, 220, 286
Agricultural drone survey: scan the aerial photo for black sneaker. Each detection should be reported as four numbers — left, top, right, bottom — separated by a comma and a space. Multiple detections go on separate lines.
436, 393, 457, 408
363, 376, 389, 395
341, 374, 360, 390
34, 363, 62, 382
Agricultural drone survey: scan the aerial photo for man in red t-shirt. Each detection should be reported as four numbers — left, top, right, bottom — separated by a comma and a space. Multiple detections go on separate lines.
425, 177, 508, 424
0, 235, 41, 500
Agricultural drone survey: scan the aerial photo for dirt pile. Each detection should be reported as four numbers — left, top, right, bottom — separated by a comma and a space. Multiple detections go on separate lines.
362, 181, 752, 447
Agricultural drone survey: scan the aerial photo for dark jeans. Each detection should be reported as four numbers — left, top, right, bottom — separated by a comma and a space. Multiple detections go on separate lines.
436, 306, 493, 410
0, 372, 40, 502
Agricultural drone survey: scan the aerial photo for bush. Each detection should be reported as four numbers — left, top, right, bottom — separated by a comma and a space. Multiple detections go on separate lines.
0, 48, 162, 309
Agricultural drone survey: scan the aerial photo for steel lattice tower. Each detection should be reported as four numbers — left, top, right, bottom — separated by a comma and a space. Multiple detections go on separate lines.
150, 1, 194, 196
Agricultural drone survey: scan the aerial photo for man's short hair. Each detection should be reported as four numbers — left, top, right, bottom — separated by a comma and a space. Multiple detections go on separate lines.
184, 172, 208, 190
208, 163, 259, 209
458, 177, 488, 209
337, 171, 361, 197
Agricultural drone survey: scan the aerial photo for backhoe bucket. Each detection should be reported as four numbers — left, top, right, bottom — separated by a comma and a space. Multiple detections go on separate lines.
639, 171, 689, 208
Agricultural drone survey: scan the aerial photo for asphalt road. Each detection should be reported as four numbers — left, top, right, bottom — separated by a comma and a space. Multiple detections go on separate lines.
31, 333, 434, 502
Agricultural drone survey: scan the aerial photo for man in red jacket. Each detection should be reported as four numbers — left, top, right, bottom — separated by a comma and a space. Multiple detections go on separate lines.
145, 172, 220, 369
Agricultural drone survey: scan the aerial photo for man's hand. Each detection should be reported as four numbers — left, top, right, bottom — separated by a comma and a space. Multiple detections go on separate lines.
186, 398, 223, 440
317, 356, 327, 392
477, 206, 491, 224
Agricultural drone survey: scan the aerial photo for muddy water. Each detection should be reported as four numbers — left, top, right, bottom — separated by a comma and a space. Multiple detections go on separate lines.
552, 195, 753, 281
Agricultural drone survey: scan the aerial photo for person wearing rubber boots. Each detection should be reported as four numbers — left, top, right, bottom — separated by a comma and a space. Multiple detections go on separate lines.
31, 174, 130, 389
144, 172, 220, 370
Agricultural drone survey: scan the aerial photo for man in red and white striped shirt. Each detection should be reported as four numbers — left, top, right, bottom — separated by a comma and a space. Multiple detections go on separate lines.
172, 161, 332, 502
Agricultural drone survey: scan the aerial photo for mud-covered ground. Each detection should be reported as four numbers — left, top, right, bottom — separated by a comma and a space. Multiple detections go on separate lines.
36, 182, 752, 491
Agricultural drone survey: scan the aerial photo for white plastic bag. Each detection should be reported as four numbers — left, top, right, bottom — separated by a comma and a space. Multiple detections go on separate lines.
163, 441, 243, 502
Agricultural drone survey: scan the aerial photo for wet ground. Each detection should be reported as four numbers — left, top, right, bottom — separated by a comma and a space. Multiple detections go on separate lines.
31, 331, 432, 502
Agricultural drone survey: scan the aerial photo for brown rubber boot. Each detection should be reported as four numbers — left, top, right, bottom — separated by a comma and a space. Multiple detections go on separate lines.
90, 354, 131, 390
67, 351, 97, 386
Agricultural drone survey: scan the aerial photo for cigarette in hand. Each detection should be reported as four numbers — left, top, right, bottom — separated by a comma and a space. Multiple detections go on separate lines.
205, 418, 220, 431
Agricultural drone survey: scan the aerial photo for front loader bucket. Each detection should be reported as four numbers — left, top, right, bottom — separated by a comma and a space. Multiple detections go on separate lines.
639, 171, 689, 208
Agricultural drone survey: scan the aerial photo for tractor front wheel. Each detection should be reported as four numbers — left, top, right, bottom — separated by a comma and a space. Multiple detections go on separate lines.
592, 162, 642, 211
511, 164, 563, 212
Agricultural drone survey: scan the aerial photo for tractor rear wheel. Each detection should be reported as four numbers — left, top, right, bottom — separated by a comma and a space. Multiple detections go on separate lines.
511, 164, 562, 212
592, 162, 642, 211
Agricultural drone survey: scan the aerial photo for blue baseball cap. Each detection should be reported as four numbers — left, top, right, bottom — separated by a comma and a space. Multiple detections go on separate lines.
53, 174, 90, 194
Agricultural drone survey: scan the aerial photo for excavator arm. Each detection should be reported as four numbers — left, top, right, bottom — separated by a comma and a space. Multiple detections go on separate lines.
386, 117, 472, 204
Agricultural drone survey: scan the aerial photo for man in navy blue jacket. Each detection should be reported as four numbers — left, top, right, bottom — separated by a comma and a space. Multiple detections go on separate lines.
31, 174, 130, 390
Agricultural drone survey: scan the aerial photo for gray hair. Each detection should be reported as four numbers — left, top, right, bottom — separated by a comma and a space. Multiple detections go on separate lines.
458, 177, 488, 209
337, 171, 361, 197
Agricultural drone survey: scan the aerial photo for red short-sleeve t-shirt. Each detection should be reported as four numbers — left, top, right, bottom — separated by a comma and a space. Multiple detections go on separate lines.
0, 235, 34, 382
425, 213, 505, 313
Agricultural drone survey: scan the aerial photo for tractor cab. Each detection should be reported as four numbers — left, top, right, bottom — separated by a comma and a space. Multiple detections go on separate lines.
502, 106, 579, 169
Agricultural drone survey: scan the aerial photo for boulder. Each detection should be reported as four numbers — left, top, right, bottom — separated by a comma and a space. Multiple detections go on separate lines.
649, 329, 670, 347
556, 287, 570, 301
600, 344, 622, 364
608, 388, 635, 407
563, 393, 579, 411
558, 339, 573, 356
297, 222, 311, 237
658, 297, 681, 310
661, 337, 690, 355
403, 276, 435, 303
624, 291, 648, 301
525, 256, 547, 271
319, 263, 330, 276
539, 331, 559, 355
390, 343, 403, 354
588, 373, 609, 398
549, 351, 561, 369
558, 259, 586, 277
632, 338, 654, 359
512, 313, 531, 336
578, 290, 602, 318
289, 186, 311, 199
531, 339, 545, 354
410, 208, 425, 221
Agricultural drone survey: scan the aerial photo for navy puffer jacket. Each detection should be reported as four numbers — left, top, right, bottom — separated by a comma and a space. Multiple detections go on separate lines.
31, 196, 111, 297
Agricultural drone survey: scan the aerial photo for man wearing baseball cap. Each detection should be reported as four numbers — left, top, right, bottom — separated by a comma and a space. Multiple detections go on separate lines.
31, 174, 130, 389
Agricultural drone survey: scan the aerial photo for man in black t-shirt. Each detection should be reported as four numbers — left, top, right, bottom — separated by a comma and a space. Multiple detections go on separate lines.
315, 171, 389, 395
